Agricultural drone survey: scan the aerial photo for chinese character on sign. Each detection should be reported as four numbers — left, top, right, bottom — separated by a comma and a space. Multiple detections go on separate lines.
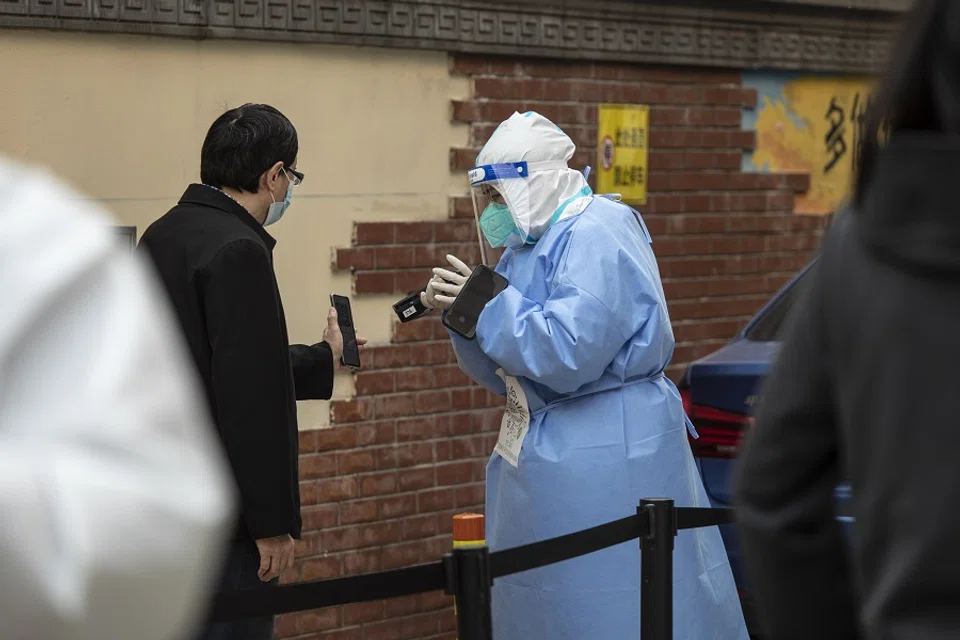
612, 165, 643, 187
851, 92, 871, 176
611, 127, 647, 151
824, 96, 847, 174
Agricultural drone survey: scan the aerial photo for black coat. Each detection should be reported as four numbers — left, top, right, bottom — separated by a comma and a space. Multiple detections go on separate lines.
734, 135, 960, 639
139, 184, 334, 541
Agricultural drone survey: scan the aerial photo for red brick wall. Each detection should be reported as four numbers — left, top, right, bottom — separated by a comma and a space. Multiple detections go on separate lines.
277, 54, 829, 639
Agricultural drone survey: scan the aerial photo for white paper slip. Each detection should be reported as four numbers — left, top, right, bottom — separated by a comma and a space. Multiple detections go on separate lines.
494, 369, 530, 468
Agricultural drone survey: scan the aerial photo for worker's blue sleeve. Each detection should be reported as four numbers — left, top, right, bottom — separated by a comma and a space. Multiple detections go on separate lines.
445, 321, 507, 396
475, 216, 655, 395
475, 283, 626, 395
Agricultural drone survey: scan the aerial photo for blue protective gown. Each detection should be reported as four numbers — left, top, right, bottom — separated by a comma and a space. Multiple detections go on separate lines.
447, 196, 748, 639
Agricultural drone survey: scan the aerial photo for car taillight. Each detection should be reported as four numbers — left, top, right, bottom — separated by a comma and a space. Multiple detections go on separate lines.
685, 400, 751, 459
680, 387, 692, 416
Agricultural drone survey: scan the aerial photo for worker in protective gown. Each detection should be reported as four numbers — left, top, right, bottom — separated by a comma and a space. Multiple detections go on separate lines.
422, 112, 748, 639
0, 156, 236, 640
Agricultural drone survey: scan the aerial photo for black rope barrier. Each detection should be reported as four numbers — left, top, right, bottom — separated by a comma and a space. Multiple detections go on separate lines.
489, 513, 645, 579
207, 502, 737, 636
208, 560, 446, 621
677, 506, 737, 530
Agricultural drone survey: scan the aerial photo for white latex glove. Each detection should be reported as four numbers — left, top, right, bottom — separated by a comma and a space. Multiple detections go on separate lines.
420, 254, 473, 311
421, 276, 451, 311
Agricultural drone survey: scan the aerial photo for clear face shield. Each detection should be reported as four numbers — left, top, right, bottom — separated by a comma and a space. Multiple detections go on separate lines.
468, 160, 569, 266
469, 183, 505, 267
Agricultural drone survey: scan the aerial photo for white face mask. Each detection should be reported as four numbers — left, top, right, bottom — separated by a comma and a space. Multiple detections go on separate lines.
264, 170, 294, 226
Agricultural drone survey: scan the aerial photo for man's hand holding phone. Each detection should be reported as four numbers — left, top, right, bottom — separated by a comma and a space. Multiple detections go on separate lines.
322, 306, 367, 372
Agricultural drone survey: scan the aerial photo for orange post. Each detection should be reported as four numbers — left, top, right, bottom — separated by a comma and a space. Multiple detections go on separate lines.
453, 513, 485, 549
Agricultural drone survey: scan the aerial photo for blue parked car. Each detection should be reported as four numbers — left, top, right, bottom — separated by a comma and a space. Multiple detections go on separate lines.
678, 258, 853, 635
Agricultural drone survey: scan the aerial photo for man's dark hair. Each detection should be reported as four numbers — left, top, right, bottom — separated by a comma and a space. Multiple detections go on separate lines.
200, 104, 298, 194
854, 0, 957, 205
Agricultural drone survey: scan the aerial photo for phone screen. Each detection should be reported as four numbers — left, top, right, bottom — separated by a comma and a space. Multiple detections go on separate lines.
444, 266, 508, 340
330, 294, 361, 369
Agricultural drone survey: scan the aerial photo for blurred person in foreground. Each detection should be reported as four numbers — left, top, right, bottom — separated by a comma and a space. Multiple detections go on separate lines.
139, 103, 364, 640
422, 111, 747, 639
0, 156, 235, 639
734, 1, 960, 638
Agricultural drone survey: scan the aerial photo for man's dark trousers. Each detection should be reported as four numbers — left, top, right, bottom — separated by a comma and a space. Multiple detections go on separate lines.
197, 540, 279, 640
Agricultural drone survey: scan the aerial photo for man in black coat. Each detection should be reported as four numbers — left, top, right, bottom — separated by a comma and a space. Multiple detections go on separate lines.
139, 104, 362, 640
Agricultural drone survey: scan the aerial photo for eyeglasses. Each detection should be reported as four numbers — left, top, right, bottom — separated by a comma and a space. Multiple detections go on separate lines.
283, 166, 304, 186
480, 184, 505, 204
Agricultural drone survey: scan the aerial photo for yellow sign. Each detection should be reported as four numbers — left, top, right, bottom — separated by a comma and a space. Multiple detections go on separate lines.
596, 104, 649, 204
746, 74, 874, 215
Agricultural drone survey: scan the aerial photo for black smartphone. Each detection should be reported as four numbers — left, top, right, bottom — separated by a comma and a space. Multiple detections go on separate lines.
330, 294, 362, 370
442, 265, 509, 340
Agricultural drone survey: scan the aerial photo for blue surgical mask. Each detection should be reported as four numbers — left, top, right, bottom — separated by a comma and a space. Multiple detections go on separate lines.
265, 181, 293, 226
479, 202, 520, 248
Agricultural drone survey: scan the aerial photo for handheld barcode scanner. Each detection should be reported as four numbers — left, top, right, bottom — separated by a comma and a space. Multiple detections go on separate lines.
392, 283, 433, 323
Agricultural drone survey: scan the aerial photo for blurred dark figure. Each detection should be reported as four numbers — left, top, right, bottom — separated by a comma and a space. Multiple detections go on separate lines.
734, 1, 960, 638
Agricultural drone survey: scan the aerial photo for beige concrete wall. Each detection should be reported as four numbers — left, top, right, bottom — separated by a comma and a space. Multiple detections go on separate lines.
0, 29, 469, 428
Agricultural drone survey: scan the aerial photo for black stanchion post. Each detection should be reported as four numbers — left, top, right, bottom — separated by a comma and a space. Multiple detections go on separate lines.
640, 498, 677, 640
450, 545, 493, 640
446, 514, 493, 640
